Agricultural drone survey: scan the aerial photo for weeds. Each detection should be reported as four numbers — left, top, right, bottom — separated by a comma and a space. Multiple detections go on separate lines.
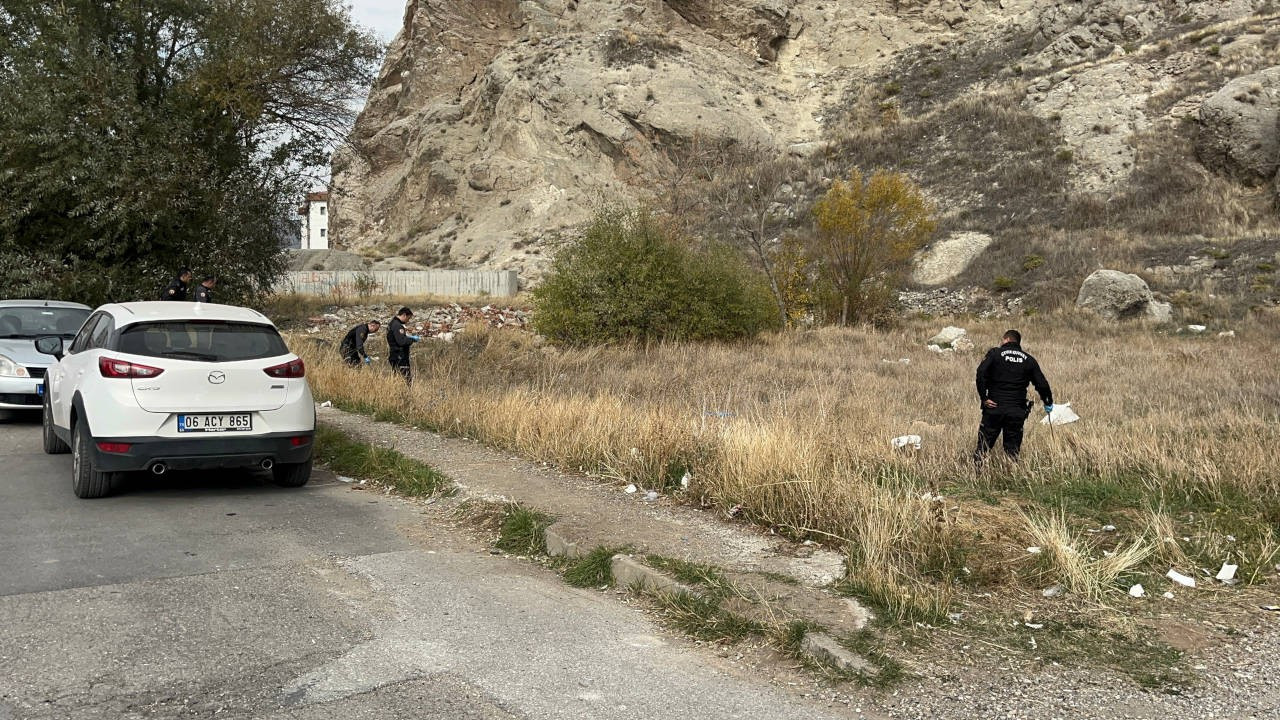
564, 546, 627, 588
313, 425, 452, 497
651, 590, 763, 643
495, 504, 554, 556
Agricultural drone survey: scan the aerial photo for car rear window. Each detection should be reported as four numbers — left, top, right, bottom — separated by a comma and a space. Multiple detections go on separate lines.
0, 307, 90, 338
118, 321, 289, 362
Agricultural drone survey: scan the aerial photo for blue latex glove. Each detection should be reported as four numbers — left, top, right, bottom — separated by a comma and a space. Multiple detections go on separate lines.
363, 356, 372, 365
1045, 404, 1054, 414
408, 334, 422, 342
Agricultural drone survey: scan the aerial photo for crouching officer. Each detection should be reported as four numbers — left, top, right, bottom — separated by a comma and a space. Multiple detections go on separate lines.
195, 275, 217, 303
386, 307, 421, 383
974, 329, 1053, 464
339, 320, 381, 367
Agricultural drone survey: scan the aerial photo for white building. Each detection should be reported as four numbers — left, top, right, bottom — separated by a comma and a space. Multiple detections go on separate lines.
298, 191, 329, 249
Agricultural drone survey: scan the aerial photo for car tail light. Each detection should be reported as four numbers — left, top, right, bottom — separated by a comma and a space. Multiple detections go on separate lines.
99, 357, 164, 379
96, 442, 132, 453
264, 358, 305, 378
289, 435, 311, 447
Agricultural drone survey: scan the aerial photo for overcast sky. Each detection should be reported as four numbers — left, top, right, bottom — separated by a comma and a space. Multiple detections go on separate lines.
349, 0, 406, 42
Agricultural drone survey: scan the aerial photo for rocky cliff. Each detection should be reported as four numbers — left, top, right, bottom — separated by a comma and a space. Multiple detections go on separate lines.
332, 0, 1280, 298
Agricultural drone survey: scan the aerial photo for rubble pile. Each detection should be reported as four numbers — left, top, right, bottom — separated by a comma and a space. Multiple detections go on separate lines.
297, 303, 531, 341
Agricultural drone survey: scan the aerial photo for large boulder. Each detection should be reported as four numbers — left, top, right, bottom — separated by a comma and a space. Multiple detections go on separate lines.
911, 232, 993, 285
1196, 66, 1280, 186
1076, 269, 1171, 322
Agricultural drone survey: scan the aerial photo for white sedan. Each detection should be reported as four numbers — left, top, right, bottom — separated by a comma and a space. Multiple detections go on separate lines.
35, 302, 316, 498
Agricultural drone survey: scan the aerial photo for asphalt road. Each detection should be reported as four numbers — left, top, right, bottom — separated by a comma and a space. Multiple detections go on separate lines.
0, 411, 861, 720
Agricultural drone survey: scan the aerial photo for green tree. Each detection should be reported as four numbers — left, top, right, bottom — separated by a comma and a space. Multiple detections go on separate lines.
810, 169, 936, 325
0, 0, 381, 305
533, 208, 779, 346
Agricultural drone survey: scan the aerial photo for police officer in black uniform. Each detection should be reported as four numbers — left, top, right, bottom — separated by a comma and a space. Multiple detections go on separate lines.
194, 276, 217, 303
160, 268, 193, 301
339, 320, 381, 367
974, 329, 1053, 464
386, 307, 421, 383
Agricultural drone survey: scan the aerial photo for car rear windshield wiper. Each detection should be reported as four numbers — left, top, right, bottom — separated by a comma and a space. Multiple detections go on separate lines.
162, 351, 219, 362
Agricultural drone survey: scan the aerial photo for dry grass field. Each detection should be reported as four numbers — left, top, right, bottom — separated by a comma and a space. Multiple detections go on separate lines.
291, 310, 1280, 623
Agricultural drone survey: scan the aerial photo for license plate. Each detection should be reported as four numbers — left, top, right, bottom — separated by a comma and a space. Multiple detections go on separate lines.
178, 413, 252, 433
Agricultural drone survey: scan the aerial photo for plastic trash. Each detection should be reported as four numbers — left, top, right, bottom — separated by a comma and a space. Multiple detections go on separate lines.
1162, 591, 1175, 599
1040, 402, 1080, 426
1041, 585, 1065, 598
1101, 524, 1116, 532
891, 434, 922, 450
645, 490, 659, 501
1027, 546, 1043, 554
1129, 584, 1146, 598
624, 484, 637, 494
680, 471, 691, 489
1187, 324, 1206, 333
1216, 563, 1238, 582
319, 400, 333, 408
336, 475, 355, 484
1167, 569, 1196, 587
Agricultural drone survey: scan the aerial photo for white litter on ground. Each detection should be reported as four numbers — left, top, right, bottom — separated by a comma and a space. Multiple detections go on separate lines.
319, 400, 333, 408
891, 434, 922, 450
624, 484, 637, 494
1129, 584, 1146, 598
336, 475, 355, 484
1041, 402, 1080, 426
1167, 569, 1197, 587
1027, 546, 1043, 554
1216, 563, 1238, 582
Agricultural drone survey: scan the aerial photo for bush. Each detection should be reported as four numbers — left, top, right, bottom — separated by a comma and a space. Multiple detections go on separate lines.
532, 208, 780, 345
810, 169, 936, 325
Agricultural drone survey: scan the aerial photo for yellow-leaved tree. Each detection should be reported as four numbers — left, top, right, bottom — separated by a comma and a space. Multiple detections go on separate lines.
811, 169, 936, 325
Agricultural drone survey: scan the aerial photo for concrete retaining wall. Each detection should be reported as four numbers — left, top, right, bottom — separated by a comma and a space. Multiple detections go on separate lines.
278, 270, 520, 298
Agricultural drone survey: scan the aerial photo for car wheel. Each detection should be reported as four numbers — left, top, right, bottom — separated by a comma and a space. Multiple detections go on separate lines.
271, 459, 312, 488
72, 423, 116, 499
42, 391, 69, 455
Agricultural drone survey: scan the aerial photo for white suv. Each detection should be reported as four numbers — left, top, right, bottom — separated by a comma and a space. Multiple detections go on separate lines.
36, 302, 315, 498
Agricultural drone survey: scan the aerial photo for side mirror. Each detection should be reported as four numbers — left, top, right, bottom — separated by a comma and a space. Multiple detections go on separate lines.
34, 336, 63, 360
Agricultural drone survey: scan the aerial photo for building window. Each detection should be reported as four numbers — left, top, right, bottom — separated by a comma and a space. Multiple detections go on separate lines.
319, 205, 326, 215
320, 229, 326, 238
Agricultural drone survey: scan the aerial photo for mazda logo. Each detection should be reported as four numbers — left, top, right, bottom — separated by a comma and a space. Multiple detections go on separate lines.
207, 371, 226, 384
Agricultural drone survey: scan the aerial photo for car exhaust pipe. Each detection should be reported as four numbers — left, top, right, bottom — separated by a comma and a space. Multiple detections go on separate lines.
260, 459, 274, 471
151, 463, 167, 476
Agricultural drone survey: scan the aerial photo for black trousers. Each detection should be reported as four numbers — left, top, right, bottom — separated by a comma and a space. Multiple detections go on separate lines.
389, 353, 412, 384
974, 406, 1029, 462
340, 346, 360, 367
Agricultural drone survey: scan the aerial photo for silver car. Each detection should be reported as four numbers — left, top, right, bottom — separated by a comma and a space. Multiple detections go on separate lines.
0, 300, 92, 410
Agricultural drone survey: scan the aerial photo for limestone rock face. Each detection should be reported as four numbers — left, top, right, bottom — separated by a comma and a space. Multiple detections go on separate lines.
1196, 66, 1280, 186
1076, 269, 1170, 322
332, 0, 1278, 281
912, 232, 993, 286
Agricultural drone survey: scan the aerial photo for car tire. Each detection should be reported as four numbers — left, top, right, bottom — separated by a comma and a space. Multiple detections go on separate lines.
271, 459, 312, 488
42, 391, 69, 455
72, 423, 116, 499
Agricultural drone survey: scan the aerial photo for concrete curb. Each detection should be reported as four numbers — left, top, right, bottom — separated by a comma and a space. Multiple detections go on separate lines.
544, 524, 585, 560
800, 632, 874, 674
610, 554, 697, 597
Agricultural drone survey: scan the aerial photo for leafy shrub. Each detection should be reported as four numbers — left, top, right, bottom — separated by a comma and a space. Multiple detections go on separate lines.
810, 169, 936, 325
533, 208, 780, 345
1022, 254, 1045, 271
993, 276, 1016, 292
